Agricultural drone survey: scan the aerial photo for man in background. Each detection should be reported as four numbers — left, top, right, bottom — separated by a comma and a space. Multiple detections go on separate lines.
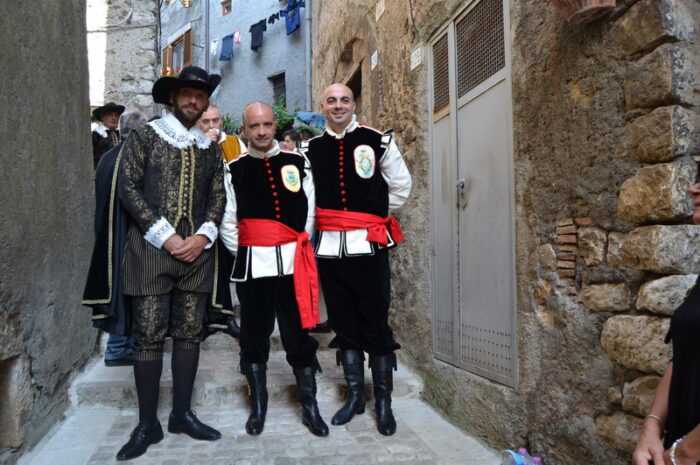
196, 104, 247, 338
91, 102, 125, 168
83, 110, 147, 367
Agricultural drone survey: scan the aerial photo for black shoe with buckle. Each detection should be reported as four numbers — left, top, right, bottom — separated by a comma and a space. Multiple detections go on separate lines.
168, 410, 221, 440
116, 421, 164, 461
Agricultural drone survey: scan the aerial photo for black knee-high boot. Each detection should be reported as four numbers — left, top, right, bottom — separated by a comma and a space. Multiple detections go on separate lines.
168, 341, 221, 440
369, 353, 397, 436
242, 362, 268, 435
331, 350, 366, 426
293, 366, 329, 436
117, 352, 164, 461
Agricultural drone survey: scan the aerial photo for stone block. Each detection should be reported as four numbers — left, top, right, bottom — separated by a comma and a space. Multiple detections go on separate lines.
556, 225, 577, 234
537, 244, 557, 271
624, 43, 699, 111
534, 278, 553, 304
618, 158, 695, 224
619, 106, 699, 163
558, 234, 577, 244
574, 217, 593, 226
607, 226, 700, 274
601, 315, 671, 374
612, 0, 697, 56
579, 283, 630, 312
578, 227, 606, 266
622, 376, 661, 417
636, 274, 698, 315
596, 412, 644, 453
0, 356, 34, 448
608, 386, 623, 405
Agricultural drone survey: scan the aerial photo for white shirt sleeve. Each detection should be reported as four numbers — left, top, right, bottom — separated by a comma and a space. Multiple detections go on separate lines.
219, 160, 239, 254
302, 154, 316, 237
380, 139, 412, 212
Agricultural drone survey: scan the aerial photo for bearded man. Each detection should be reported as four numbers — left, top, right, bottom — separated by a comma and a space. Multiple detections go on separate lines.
115, 66, 226, 460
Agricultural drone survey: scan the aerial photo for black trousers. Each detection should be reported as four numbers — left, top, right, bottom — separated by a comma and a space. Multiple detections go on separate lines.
317, 249, 400, 356
237, 275, 318, 368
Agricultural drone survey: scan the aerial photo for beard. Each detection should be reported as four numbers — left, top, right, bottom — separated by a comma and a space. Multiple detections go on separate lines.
173, 103, 205, 126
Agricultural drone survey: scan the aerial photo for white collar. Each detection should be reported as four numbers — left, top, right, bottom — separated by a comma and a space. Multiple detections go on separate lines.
247, 140, 281, 159
92, 121, 108, 138
148, 112, 212, 149
324, 115, 358, 139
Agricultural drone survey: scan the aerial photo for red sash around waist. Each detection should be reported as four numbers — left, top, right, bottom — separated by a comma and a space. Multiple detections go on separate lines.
315, 207, 404, 247
238, 219, 319, 329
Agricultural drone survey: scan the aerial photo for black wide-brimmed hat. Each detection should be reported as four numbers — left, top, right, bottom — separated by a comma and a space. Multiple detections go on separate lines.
152, 66, 222, 105
92, 102, 125, 119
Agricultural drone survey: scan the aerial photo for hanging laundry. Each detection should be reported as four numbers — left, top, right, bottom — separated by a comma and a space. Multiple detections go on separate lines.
233, 29, 241, 44
210, 39, 219, 56
281, 0, 305, 35
268, 12, 280, 24
249, 19, 266, 51
219, 33, 234, 60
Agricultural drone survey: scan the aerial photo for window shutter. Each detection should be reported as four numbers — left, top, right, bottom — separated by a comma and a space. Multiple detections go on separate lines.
162, 46, 173, 70
183, 29, 193, 67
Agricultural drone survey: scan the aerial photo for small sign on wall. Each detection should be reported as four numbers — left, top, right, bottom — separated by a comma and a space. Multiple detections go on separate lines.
410, 46, 422, 70
375, 0, 385, 21
371, 50, 378, 70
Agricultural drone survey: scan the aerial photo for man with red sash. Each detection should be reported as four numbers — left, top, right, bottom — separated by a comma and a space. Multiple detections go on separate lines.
300, 83, 412, 436
219, 102, 329, 437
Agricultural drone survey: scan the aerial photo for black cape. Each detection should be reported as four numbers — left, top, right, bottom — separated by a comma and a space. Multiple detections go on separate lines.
82, 143, 234, 337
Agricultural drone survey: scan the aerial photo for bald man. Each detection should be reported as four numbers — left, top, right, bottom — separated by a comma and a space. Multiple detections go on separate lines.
197, 104, 246, 163
219, 102, 328, 437
299, 84, 412, 436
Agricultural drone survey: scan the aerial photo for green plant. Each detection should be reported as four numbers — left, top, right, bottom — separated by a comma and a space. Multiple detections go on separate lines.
272, 97, 298, 132
222, 113, 239, 134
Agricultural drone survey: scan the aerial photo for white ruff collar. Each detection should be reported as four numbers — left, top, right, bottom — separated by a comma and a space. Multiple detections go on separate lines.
325, 115, 358, 139
92, 121, 108, 138
148, 112, 212, 150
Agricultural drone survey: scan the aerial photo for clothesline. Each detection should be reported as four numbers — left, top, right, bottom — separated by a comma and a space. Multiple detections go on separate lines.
216, 0, 305, 61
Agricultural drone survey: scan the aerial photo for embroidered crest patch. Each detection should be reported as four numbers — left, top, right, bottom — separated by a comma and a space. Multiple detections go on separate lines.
281, 164, 301, 192
354, 145, 375, 179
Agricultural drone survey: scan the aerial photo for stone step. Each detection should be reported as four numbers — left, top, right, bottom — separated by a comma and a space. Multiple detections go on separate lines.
73, 341, 422, 409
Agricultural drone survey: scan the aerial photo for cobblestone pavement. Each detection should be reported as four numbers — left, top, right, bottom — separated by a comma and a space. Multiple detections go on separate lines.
18, 334, 499, 465
19, 399, 498, 465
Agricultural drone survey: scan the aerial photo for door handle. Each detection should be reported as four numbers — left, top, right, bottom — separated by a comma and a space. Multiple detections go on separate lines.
456, 178, 468, 209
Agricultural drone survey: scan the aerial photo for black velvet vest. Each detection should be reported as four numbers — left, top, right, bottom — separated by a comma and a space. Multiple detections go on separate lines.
229, 150, 308, 232
306, 126, 389, 218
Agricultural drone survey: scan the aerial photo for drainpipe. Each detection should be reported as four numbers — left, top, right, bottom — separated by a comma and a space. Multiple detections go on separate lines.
204, 0, 210, 72
305, 0, 312, 111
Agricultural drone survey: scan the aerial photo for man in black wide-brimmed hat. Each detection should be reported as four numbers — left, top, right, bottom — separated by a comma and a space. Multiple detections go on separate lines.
91, 101, 125, 168
114, 66, 226, 461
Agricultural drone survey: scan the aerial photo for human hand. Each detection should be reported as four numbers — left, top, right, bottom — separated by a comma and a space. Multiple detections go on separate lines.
163, 234, 186, 254
664, 446, 694, 465
632, 422, 666, 465
206, 128, 220, 142
171, 235, 209, 262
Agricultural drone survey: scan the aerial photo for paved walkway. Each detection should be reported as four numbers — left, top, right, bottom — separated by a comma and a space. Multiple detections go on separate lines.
18, 334, 499, 465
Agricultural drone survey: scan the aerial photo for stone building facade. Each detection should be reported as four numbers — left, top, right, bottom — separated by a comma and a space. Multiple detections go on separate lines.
1, 2, 96, 464
86, 0, 158, 115
159, 0, 311, 124
313, 1, 700, 464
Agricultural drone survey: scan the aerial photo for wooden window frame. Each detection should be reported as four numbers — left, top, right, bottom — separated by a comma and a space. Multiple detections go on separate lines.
162, 28, 193, 72
221, 0, 232, 16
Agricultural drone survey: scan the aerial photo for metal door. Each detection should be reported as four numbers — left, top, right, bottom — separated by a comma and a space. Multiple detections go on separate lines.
430, 0, 517, 387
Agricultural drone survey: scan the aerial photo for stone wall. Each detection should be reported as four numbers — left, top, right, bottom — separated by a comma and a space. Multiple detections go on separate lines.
0, 1, 97, 464
313, 0, 700, 464
87, 0, 158, 115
